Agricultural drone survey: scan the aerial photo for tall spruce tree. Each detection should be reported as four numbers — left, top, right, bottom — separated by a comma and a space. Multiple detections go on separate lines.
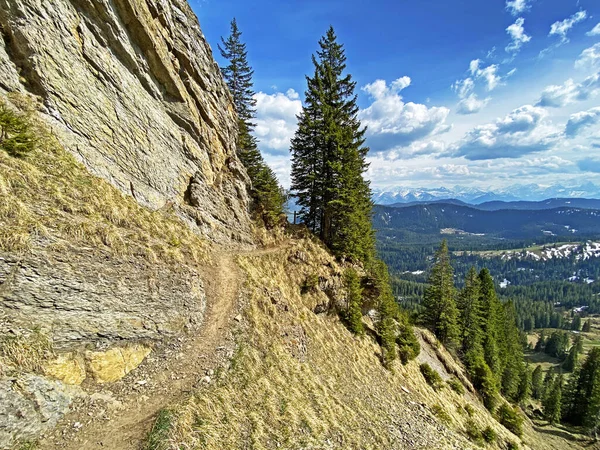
422, 240, 459, 346
501, 301, 525, 401
343, 268, 364, 336
543, 374, 563, 425
290, 27, 374, 261
219, 19, 285, 226
531, 365, 544, 399
563, 348, 600, 430
457, 267, 483, 356
479, 269, 502, 376
219, 18, 256, 126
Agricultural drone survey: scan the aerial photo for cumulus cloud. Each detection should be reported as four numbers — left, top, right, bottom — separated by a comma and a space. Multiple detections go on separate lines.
470, 60, 501, 91
506, 0, 532, 16
253, 89, 302, 154
565, 107, 600, 137
469, 60, 515, 91
384, 140, 446, 160
537, 72, 600, 107
359, 77, 451, 151
578, 158, 600, 173
449, 105, 561, 160
549, 10, 588, 43
457, 94, 491, 115
588, 23, 600, 36
575, 43, 600, 70
506, 18, 532, 54
452, 77, 490, 115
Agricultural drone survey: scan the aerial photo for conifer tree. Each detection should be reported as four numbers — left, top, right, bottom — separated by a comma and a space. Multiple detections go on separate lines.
219, 19, 285, 226
219, 18, 256, 126
290, 27, 374, 261
572, 315, 582, 331
457, 267, 483, 356
500, 301, 525, 401
563, 344, 579, 372
371, 260, 399, 367
422, 240, 459, 346
563, 348, 600, 429
531, 365, 544, 400
479, 269, 502, 375
542, 368, 555, 401
344, 268, 364, 336
543, 374, 563, 425
516, 364, 531, 403
534, 330, 546, 353
583, 319, 592, 333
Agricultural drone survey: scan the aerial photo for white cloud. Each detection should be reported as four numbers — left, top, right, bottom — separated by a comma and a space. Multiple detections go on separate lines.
359, 77, 451, 151
588, 23, 600, 36
452, 77, 491, 115
506, 17, 532, 54
457, 94, 491, 115
566, 107, 600, 137
537, 73, 600, 107
575, 43, 600, 70
549, 10, 588, 43
253, 89, 302, 154
506, 0, 532, 16
449, 105, 561, 160
469, 60, 504, 91
384, 140, 446, 160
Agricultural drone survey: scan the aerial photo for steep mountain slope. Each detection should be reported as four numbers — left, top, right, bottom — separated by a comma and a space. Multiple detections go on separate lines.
152, 237, 579, 450
0, 1, 586, 449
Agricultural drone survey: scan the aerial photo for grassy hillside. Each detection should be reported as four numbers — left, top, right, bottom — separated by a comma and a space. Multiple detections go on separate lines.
153, 237, 580, 450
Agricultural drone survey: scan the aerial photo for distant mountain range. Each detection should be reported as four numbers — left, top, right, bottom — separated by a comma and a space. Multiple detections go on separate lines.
372, 183, 600, 205
389, 198, 600, 211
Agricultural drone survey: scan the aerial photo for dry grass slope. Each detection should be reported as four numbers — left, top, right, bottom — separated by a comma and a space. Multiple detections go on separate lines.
0, 94, 208, 265
154, 238, 575, 450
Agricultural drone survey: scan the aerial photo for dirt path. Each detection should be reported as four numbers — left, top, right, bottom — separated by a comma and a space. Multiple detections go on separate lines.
39, 243, 287, 450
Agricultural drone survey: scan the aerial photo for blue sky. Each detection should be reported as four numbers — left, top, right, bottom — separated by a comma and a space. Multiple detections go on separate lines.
190, 0, 600, 191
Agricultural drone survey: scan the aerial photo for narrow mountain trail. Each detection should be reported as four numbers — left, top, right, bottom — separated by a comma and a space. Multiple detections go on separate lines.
39, 242, 289, 450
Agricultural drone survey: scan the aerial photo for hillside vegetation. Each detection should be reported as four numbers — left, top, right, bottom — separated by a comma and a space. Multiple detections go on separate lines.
153, 237, 578, 450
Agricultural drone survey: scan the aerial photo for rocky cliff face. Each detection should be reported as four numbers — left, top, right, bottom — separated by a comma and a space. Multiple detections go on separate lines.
0, 1, 255, 447
0, 0, 253, 244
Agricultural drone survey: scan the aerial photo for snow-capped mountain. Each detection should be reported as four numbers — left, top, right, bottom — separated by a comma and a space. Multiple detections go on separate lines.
372, 183, 600, 205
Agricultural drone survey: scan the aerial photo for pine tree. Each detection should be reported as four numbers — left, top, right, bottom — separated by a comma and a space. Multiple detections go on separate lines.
543, 374, 563, 425
457, 267, 483, 356
219, 19, 285, 226
500, 301, 526, 402
290, 27, 374, 262
572, 315, 582, 331
290, 104, 323, 233
516, 364, 531, 403
583, 319, 592, 333
563, 344, 579, 372
422, 240, 459, 347
219, 18, 256, 126
564, 348, 600, 430
534, 330, 546, 352
371, 260, 399, 367
479, 269, 502, 375
344, 268, 364, 336
531, 365, 544, 400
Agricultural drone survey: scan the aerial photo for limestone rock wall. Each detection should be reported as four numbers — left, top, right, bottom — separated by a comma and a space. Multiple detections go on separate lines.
0, 0, 253, 243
